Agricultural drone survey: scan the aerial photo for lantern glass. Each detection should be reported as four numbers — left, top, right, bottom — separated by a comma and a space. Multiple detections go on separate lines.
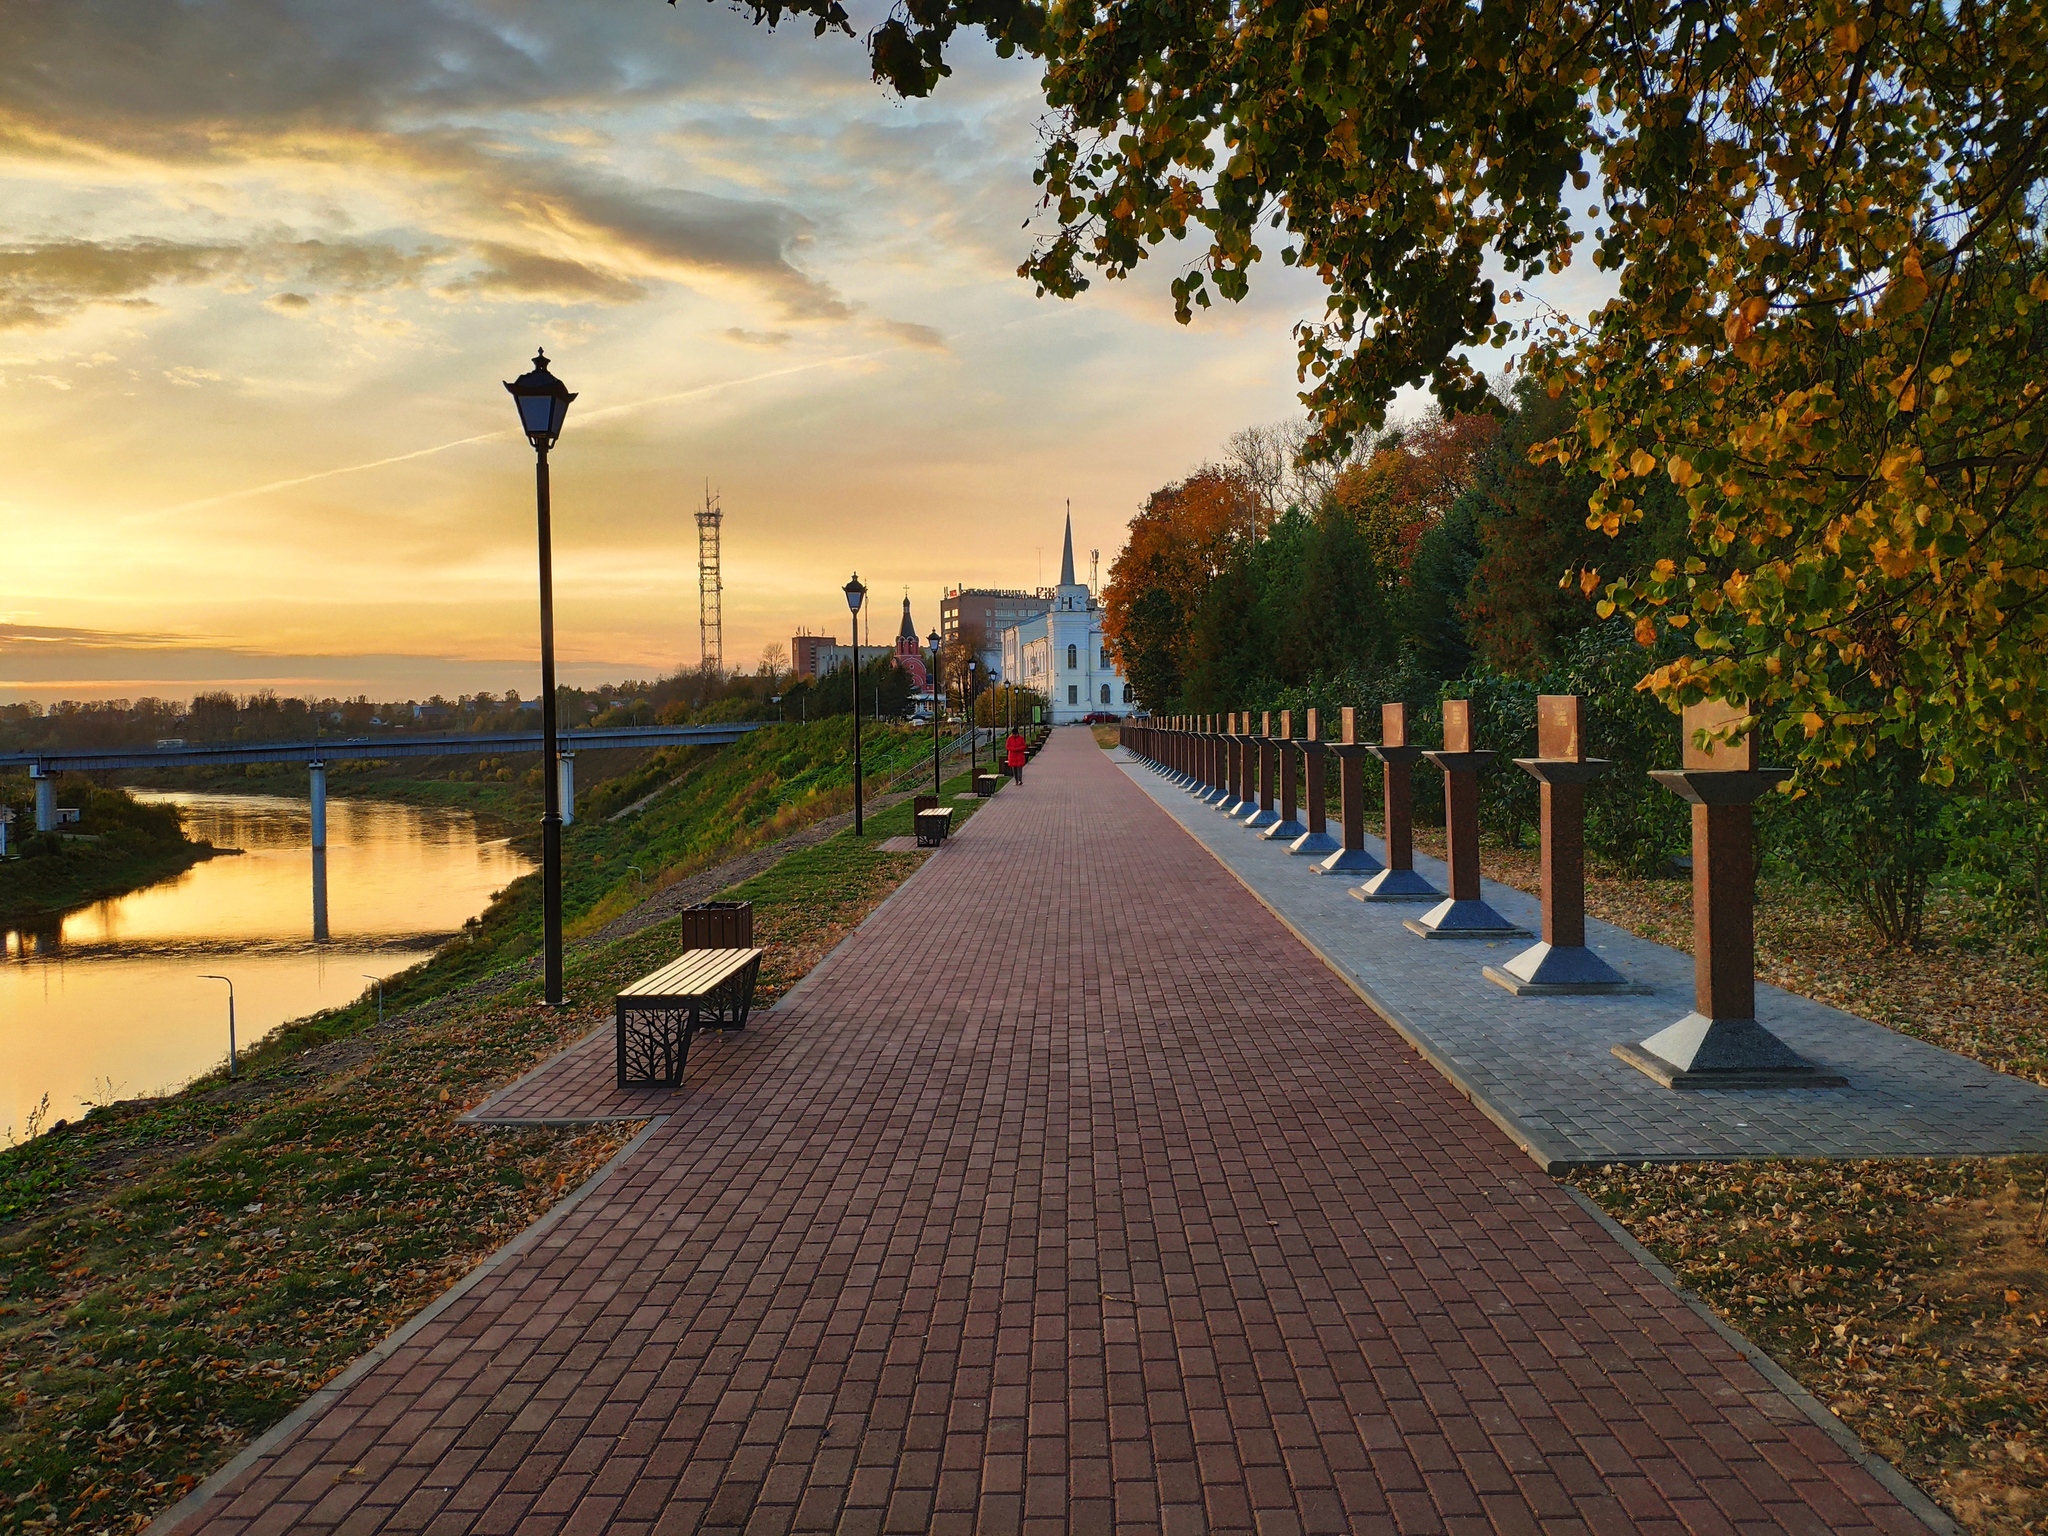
503, 349, 576, 449
843, 575, 866, 615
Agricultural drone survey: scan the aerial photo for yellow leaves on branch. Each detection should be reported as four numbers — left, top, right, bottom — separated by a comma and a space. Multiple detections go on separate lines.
1724, 294, 1769, 345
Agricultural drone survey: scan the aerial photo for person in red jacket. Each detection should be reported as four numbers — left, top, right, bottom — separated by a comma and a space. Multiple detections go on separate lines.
1005, 726, 1027, 785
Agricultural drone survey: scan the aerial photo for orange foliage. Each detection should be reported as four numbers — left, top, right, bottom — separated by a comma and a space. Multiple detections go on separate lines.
1101, 466, 1258, 667
1330, 411, 1499, 577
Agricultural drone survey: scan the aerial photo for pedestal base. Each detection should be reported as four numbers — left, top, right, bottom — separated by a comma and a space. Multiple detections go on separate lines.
1401, 897, 1530, 939
1288, 830, 1340, 856
1484, 942, 1650, 995
1241, 807, 1278, 830
1259, 817, 1306, 842
1351, 866, 1440, 901
1612, 1013, 1847, 1089
1218, 796, 1247, 816
1313, 847, 1384, 876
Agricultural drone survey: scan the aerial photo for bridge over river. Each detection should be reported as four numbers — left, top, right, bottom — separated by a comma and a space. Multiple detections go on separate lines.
4, 722, 767, 942
2, 721, 766, 835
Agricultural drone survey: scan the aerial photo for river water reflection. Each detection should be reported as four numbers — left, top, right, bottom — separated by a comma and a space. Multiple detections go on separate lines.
2, 793, 532, 1135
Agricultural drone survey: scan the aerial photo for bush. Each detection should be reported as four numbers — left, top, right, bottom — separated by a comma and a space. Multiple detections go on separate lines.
1769, 737, 1949, 950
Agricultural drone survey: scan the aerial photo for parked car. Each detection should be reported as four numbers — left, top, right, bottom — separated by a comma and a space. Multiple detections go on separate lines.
1080, 711, 1121, 725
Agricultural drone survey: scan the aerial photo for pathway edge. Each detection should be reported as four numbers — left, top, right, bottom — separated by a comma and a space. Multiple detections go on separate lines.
1562, 1187, 1956, 1536
1114, 757, 1575, 1172
141, 1116, 670, 1536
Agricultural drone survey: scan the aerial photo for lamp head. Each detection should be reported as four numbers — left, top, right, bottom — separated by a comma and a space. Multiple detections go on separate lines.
843, 574, 867, 615
503, 349, 576, 449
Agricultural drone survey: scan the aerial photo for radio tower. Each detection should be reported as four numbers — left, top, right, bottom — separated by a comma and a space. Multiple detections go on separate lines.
696, 486, 723, 675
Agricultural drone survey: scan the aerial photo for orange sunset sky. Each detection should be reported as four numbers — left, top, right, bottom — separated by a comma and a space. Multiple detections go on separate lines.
2, 0, 1611, 706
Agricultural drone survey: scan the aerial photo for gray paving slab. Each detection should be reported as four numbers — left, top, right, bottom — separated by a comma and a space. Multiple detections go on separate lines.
1116, 749, 2048, 1169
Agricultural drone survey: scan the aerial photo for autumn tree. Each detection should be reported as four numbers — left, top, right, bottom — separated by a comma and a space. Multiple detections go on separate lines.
702, 0, 2048, 779
1101, 466, 1259, 708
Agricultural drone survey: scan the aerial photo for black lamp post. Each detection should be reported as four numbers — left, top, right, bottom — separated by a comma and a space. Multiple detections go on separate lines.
504, 348, 576, 1007
844, 574, 866, 835
928, 627, 943, 795
967, 656, 979, 776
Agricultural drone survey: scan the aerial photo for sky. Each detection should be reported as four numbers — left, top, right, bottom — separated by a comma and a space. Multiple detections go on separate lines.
0, 0, 1617, 708
0, 0, 1306, 704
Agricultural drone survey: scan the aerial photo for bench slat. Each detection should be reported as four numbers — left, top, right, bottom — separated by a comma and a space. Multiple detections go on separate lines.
620, 947, 761, 1003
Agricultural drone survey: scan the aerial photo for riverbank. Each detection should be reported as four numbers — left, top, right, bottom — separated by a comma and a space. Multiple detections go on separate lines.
0, 727, 982, 1536
0, 783, 231, 928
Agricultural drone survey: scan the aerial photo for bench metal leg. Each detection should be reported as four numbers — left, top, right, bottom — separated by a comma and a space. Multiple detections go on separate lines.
617, 1002, 697, 1088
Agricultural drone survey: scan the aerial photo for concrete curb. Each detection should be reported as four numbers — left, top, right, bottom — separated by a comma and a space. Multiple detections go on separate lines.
1562, 1187, 1956, 1536
142, 1116, 668, 1536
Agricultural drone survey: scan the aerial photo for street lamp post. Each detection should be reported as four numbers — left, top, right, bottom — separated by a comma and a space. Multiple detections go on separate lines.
844, 574, 867, 834
199, 975, 237, 1079
928, 628, 943, 796
504, 349, 576, 1007
361, 973, 383, 1028
968, 656, 979, 776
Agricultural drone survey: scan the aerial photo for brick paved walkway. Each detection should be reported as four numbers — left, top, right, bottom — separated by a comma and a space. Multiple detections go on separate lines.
1114, 749, 2048, 1167
173, 730, 1929, 1536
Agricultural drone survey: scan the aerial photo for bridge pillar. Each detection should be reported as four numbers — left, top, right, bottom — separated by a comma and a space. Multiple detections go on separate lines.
558, 752, 576, 826
308, 761, 328, 851
30, 765, 58, 833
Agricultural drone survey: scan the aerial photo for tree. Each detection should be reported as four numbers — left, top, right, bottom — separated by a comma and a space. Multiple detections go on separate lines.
703, 0, 2048, 778
1101, 466, 1258, 708
1464, 379, 1689, 676
1328, 411, 1499, 583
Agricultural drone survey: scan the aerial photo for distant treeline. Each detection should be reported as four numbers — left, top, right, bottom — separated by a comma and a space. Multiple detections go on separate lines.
0, 666, 793, 755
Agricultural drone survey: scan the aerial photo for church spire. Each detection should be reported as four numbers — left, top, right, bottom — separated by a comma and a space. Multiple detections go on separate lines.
1060, 502, 1076, 587
897, 590, 916, 644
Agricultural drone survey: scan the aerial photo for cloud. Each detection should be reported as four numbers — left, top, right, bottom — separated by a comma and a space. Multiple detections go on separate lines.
0, 237, 433, 329
436, 243, 645, 304
724, 327, 792, 349
873, 317, 947, 351
0, 1, 863, 326
498, 164, 851, 320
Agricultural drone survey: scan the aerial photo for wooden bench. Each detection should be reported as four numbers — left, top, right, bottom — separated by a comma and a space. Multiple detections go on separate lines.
614, 946, 763, 1089
913, 794, 955, 847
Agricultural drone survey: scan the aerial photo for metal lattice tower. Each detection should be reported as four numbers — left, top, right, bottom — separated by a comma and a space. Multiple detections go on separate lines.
696, 487, 723, 675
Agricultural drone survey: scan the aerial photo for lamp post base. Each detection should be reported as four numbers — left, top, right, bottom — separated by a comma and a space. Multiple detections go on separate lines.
1612, 1013, 1847, 1089
1484, 942, 1650, 995
1401, 897, 1529, 939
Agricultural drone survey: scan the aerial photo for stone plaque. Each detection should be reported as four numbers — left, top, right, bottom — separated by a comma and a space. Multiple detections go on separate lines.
1682, 698, 1757, 771
1442, 699, 1472, 754
1537, 695, 1584, 762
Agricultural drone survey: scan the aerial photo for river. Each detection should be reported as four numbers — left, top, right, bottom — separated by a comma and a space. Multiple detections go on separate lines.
1, 792, 532, 1138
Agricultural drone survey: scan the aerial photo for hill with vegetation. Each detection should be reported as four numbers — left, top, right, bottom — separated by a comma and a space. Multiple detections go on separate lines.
0, 782, 225, 926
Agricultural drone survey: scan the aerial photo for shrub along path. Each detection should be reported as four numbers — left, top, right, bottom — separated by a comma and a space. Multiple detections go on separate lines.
170, 729, 1926, 1536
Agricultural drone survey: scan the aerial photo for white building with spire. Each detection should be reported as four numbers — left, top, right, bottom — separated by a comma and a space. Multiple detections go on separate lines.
998, 512, 1136, 724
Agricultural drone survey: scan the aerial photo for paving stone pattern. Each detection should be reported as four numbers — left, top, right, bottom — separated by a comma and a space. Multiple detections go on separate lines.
1116, 751, 2048, 1168
178, 731, 1924, 1536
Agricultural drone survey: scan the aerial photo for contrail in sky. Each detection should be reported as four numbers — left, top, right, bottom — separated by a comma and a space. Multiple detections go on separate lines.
153, 345, 906, 517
